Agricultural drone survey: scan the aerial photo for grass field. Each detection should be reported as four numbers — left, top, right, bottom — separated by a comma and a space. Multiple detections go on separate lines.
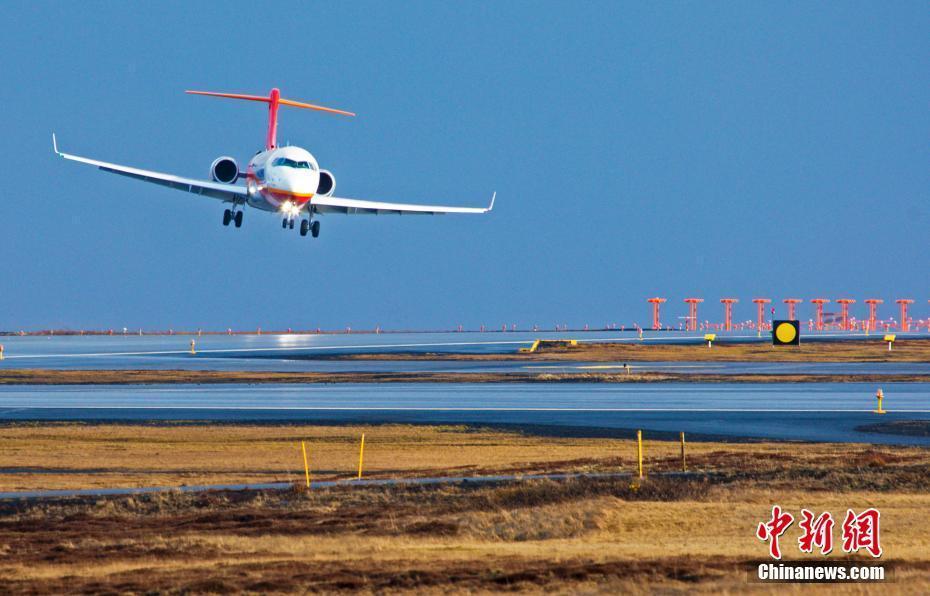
0, 423, 928, 592
335, 336, 930, 362
3, 368, 930, 385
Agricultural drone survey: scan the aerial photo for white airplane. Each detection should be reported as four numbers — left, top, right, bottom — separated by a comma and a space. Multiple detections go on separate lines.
53, 88, 494, 238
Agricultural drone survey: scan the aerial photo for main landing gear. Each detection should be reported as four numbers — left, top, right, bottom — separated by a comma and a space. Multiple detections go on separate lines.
298, 219, 320, 238
295, 218, 321, 238
222, 207, 243, 228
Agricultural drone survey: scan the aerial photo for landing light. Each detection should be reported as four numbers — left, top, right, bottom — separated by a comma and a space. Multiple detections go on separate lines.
280, 200, 301, 217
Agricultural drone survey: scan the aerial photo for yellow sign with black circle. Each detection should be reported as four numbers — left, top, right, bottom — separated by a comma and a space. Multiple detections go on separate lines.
772, 320, 800, 346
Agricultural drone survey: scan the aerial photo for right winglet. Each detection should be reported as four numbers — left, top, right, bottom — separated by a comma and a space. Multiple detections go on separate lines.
487, 191, 497, 212
52, 133, 61, 156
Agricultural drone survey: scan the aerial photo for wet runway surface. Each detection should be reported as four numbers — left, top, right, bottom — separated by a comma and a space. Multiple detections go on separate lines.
2, 332, 930, 375
1, 382, 928, 445
2, 334, 929, 446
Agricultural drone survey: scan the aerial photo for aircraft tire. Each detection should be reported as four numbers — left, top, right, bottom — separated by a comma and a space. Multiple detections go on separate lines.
311, 221, 320, 238
282, 219, 287, 229
289, 219, 295, 230
222, 209, 232, 226
299, 219, 309, 236
234, 211, 243, 228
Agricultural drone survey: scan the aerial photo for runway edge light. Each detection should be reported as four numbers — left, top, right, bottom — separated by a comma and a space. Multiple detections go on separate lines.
772, 320, 800, 346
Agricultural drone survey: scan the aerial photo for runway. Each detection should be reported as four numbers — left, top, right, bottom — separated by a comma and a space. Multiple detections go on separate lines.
1, 382, 928, 445
2, 334, 929, 446
3, 333, 930, 375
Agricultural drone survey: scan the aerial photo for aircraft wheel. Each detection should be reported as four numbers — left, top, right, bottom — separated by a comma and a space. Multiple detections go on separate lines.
222, 209, 232, 226
282, 219, 288, 229
234, 211, 243, 228
289, 219, 295, 230
299, 219, 309, 236
311, 220, 321, 238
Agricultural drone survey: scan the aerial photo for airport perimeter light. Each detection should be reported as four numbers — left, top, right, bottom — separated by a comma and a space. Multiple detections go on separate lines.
752, 298, 771, 331
836, 299, 856, 331
864, 299, 883, 332
647, 297, 667, 330
684, 298, 703, 332
810, 299, 830, 331
720, 298, 738, 332
783, 299, 803, 321
896, 299, 914, 332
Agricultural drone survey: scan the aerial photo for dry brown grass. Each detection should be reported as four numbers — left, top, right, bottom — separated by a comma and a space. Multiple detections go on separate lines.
2, 423, 929, 492
3, 368, 930, 385
1, 424, 929, 593
336, 337, 930, 362
0, 480, 928, 593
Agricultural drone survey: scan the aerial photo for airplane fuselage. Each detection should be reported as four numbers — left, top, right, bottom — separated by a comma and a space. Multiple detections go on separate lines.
245, 145, 320, 216
54, 87, 493, 238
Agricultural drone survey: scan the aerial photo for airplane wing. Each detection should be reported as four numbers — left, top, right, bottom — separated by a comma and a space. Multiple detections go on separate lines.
52, 134, 247, 203
312, 192, 495, 215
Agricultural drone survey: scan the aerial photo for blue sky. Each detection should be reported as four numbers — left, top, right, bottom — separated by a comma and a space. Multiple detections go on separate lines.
1, 2, 927, 331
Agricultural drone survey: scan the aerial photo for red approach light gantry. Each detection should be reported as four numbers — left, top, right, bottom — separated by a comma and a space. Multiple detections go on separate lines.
897, 299, 914, 332
864, 299, 883, 331
647, 297, 667, 330
835, 299, 855, 331
752, 298, 771, 331
783, 298, 803, 321
810, 298, 830, 331
684, 298, 703, 332
720, 298, 738, 331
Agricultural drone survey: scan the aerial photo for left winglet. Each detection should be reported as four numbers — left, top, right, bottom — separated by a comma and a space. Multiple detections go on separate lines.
487, 191, 497, 212
52, 133, 60, 156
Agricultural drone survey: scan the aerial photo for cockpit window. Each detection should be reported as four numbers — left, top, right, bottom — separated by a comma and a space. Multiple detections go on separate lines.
272, 157, 316, 170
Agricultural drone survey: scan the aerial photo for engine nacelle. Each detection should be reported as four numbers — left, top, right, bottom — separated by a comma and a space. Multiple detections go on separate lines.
317, 169, 336, 197
210, 156, 239, 184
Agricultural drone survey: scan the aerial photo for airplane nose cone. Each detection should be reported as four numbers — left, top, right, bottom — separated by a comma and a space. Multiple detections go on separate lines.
273, 170, 316, 195
296, 171, 320, 195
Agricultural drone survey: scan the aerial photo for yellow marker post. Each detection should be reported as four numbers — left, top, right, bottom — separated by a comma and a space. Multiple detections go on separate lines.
680, 431, 686, 472
636, 430, 644, 479
875, 388, 886, 415
884, 334, 895, 352
0, 344, 4, 361
704, 333, 716, 348
189, 339, 196, 355
301, 440, 311, 488
357, 433, 366, 480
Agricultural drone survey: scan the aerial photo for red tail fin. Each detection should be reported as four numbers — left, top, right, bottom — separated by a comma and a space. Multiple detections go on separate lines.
186, 88, 355, 150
